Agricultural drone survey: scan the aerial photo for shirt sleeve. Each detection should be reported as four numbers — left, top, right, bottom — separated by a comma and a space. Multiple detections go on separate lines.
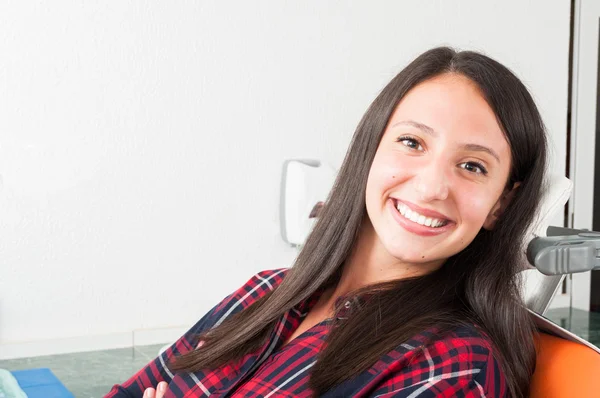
371, 333, 508, 398
103, 269, 287, 398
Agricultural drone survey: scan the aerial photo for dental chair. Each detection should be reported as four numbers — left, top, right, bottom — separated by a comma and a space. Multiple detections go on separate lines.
523, 175, 600, 397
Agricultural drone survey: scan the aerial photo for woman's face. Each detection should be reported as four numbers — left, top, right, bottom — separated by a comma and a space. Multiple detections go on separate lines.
364, 73, 513, 269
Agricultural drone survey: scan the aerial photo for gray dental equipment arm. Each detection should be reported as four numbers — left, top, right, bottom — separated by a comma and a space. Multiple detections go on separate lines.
527, 226, 600, 275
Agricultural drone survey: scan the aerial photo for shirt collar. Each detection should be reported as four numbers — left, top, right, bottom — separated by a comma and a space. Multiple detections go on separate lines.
294, 287, 377, 320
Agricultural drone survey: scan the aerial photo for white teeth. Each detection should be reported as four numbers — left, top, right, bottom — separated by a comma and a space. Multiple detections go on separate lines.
395, 201, 447, 228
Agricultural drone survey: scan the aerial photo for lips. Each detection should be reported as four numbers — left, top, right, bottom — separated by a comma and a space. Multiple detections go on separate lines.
387, 198, 456, 237
395, 201, 448, 228
391, 199, 453, 223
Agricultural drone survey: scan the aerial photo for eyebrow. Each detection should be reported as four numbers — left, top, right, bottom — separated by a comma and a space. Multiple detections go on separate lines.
391, 120, 501, 163
393, 120, 437, 137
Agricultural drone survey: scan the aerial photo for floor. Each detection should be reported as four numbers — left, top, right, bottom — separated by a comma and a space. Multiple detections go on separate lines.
545, 307, 600, 346
0, 343, 164, 398
1, 309, 600, 398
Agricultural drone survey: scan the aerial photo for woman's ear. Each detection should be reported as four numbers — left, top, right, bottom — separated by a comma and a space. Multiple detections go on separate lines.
483, 182, 521, 230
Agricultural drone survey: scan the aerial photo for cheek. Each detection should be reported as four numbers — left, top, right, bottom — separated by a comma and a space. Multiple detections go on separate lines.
366, 152, 412, 196
459, 189, 496, 224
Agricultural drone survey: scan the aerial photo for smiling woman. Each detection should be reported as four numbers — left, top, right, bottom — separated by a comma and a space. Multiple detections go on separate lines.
106, 47, 546, 398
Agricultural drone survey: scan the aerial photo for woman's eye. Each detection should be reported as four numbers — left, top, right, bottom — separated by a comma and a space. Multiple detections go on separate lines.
459, 162, 488, 175
397, 136, 423, 151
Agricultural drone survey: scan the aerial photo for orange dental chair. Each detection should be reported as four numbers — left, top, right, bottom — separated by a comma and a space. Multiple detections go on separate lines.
524, 175, 600, 397
530, 324, 600, 397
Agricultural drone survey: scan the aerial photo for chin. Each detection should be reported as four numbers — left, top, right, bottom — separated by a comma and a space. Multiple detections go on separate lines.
386, 244, 440, 264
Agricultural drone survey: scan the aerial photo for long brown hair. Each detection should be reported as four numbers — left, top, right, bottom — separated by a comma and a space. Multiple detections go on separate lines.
171, 47, 546, 397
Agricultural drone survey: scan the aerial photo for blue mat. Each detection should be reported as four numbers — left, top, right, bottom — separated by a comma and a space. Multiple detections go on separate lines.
11, 368, 73, 398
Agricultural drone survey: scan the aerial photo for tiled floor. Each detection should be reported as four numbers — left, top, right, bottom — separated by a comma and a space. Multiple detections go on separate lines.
2, 309, 600, 397
0, 344, 164, 398
545, 307, 600, 346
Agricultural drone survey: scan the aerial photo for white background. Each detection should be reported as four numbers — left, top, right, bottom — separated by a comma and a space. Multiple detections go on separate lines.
0, 1, 571, 358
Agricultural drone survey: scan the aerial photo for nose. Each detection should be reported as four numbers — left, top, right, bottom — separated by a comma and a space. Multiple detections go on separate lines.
413, 161, 450, 202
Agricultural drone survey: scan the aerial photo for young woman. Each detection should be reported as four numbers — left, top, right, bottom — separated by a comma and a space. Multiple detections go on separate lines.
106, 47, 546, 398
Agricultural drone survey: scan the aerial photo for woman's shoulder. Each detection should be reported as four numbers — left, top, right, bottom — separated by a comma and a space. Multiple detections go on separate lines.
211, 268, 290, 313
365, 323, 507, 397
405, 323, 507, 395
235, 267, 290, 296
411, 323, 498, 364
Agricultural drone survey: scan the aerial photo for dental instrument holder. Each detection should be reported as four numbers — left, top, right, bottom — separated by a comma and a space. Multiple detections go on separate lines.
528, 226, 600, 275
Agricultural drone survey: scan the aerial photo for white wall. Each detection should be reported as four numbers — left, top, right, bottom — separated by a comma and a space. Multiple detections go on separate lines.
0, 1, 571, 359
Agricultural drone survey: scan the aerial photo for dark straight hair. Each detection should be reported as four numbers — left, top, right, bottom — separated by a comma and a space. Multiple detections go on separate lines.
171, 47, 546, 397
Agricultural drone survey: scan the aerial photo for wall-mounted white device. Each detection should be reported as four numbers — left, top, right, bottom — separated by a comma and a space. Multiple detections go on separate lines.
280, 159, 337, 246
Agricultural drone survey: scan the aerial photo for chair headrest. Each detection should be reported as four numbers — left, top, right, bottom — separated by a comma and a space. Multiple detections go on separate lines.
519, 175, 572, 314
528, 174, 572, 240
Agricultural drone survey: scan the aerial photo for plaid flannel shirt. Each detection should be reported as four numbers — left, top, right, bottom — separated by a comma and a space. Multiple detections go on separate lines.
105, 268, 507, 397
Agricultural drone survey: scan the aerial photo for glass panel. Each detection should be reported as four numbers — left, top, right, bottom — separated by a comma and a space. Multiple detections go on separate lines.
592, 17, 600, 312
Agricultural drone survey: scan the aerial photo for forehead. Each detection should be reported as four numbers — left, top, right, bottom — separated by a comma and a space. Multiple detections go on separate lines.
386, 73, 510, 155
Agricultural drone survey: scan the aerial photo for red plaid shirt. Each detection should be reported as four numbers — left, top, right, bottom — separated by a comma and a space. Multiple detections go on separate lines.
105, 268, 507, 397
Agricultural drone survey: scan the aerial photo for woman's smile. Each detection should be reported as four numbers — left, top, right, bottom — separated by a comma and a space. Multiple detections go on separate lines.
392, 198, 453, 226
387, 198, 456, 237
